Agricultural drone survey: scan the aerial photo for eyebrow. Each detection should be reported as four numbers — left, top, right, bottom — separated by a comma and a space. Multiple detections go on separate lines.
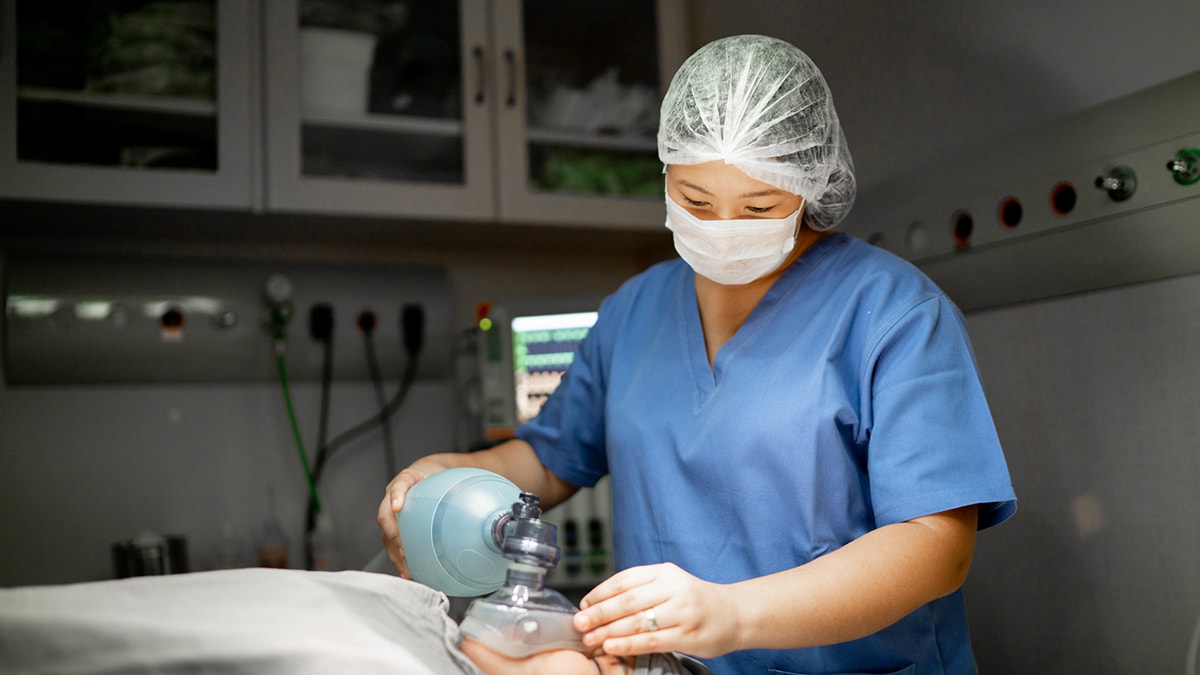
677, 180, 782, 199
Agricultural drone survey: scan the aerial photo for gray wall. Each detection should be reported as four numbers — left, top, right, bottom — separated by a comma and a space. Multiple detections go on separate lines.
964, 274, 1200, 672
689, 0, 1200, 192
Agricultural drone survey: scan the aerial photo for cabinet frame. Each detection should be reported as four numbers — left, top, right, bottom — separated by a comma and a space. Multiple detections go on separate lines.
261, 0, 496, 221
0, 0, 259, 209
491, 0, 689, 230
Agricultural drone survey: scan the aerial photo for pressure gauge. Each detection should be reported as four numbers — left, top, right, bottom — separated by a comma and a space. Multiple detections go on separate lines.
264, 274, 293, 304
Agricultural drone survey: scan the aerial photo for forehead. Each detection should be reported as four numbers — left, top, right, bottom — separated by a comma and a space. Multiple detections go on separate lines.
667, 161, 787, 198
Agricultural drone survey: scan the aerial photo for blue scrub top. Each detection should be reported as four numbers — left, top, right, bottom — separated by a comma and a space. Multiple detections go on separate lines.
517, 233, 1016, 675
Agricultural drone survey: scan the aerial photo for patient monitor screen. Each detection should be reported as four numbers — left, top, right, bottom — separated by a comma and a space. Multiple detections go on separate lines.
511, 311, 598, 423
480, 308, 598, 440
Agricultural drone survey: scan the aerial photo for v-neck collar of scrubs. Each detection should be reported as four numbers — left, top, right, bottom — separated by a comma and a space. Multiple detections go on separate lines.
682, 233, 847, 398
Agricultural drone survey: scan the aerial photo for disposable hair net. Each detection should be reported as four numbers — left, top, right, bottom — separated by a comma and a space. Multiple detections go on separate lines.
658, 35, 856, 231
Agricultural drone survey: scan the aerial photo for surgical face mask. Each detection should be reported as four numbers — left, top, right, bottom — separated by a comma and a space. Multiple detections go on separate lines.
665, 196, 801, 285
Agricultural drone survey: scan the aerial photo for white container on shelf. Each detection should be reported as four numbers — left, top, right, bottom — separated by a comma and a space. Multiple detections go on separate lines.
299, 27, 377, 115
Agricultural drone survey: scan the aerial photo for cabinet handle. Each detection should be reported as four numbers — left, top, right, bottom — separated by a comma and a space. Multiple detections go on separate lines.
503, 48, 517, 108
472, 46, 486, 104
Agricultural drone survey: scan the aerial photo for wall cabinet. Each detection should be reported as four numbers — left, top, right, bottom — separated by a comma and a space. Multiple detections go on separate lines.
1, 0, 688, 230
0, 0, 258, 209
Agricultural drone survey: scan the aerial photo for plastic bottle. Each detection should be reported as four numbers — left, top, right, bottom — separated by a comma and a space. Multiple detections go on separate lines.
217, 521, 244, 569
308, 510, 342, 571
257, 487, 289, 568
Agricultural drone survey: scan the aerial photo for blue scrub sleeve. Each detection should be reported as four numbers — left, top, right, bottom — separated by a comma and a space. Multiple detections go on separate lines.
864, 294, 1016, 530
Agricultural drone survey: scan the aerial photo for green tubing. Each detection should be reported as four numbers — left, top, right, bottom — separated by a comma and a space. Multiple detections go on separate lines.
275, 346, 322, 515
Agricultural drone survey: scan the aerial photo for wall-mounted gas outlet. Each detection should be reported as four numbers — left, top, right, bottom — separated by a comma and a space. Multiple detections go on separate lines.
2, 256, 454, 386
846, 72, 1200, 312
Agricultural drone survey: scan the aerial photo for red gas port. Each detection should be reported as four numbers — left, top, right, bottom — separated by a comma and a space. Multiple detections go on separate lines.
951, 210, 973, 250
160, 305, 185, 342
998, 196, 1023, 229
1050, 181, 1077, 216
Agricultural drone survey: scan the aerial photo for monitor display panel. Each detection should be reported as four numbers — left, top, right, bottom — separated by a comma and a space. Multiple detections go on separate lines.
511, 311, 598, 424
478, 301, 599, 441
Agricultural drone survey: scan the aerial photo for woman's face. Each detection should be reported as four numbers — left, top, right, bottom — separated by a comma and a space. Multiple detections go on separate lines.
666, 161, 805, 221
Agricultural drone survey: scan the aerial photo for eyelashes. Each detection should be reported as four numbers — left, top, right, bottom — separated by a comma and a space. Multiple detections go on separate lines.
683, 196, 778, 215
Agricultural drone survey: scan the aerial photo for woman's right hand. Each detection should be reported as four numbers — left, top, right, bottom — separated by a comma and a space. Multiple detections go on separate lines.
375, 455, 457, 578
377, 440, 570, 578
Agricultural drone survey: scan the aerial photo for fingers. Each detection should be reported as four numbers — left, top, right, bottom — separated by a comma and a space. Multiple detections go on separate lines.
576, 564, 665, 627
375, 469, 428, 579
590, 605, 671, 640
579, 564, 660, 610
581, 605, 674, 656
575, 564, 678, 655
458, 638, 516, 675
573, 562, 739, 658
384, 470, 422, 515
376, 492, 410, 578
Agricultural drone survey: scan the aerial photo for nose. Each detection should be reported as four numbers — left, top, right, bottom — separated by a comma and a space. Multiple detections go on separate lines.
694, 206, 741, 221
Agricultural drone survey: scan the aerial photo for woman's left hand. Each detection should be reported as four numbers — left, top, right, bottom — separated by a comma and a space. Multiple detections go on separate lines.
574, 562, 740, 659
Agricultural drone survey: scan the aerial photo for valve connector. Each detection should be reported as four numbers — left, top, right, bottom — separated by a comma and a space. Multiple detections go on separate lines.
1094, 165, 1137, 202
513, 492, 542, 520
1167, 148, 1200, 186
500, 492, 561, 568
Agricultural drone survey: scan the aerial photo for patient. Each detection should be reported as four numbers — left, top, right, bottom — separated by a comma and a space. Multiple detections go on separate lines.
0, 568, 699, 675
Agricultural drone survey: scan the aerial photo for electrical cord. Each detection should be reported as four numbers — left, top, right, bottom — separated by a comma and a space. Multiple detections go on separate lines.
313, 304, 336, 468
316, 305, 424, 465
360, 311, 398, 479
303, 305, 425, 560
267, 290, 426, 570
316, 343, 419, 464
305, 304, 335, 569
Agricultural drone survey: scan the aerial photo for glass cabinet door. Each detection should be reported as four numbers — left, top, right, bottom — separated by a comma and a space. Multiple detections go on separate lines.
492, 0, 688, 229
0, 0, 256, 208
262, 0, 495, 220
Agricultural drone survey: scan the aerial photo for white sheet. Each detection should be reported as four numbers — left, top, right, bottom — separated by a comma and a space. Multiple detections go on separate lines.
0, 568, 483, 675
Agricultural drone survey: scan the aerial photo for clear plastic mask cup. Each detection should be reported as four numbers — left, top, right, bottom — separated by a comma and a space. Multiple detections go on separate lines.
458, 562, 587, 657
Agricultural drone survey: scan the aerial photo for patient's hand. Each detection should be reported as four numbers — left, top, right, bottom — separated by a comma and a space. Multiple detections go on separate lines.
460, 638, 633, 674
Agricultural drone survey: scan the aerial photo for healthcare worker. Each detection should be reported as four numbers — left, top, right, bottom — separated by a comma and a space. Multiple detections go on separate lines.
379, 34, 1016, 675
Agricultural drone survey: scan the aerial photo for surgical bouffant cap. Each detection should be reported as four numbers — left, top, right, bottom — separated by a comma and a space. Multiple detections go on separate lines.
658, 35, 856, 231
